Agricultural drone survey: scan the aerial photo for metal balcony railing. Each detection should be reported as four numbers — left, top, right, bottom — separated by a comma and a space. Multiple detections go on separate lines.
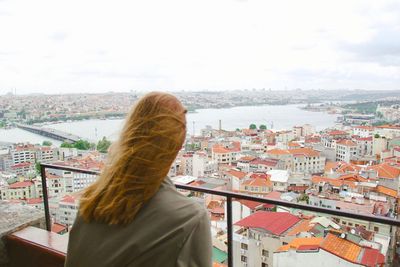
40, 163, 400, 267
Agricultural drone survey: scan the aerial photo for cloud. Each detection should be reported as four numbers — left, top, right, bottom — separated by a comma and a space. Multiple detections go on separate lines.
340, 28, 400, 67
49, 32, 68, 42
0, 0, 400, 93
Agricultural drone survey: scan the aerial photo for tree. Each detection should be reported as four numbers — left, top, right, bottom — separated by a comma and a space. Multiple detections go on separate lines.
249, 124, 257, 130
61, 142, 74, 148
42, 140, 52, 146
259, 124, 267, 130
97, 136, 112, 153
35, 162, 41, 174
374, 133, 380, 138
376, 111, 383, 119
61, 140, 94, 150
74, 139, 93, 150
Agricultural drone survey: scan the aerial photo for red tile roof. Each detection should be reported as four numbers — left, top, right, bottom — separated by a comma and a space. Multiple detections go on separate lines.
265, 191, 282, 199
277, 237, 323, 252
327, 130, 348, 136
26, 198, 43, 204
367, 163, 400, 179
238, 156, 256, 162
311, 176, 357, 189
212, 142, 241, 154
267, 148, 320, 157
320, 233, 361, 263
11, 162, 32, 168
336, 139, 357, 147
225, 170, 247, 179
266, 149, 290, 155
61, 195, 77, 204
289, 148, 320, 157
360, 247, 385, 267
9, 181, 34, 189
251, 158, 279, 167
242, 177, 272, 187
354, 137, 373, 141
237, 199, 272, 210
234, 211, 301, 235
375, 124, 400, 130
376, 185, 397, 198
51, 223, 67, 234
46, 172, 61, 179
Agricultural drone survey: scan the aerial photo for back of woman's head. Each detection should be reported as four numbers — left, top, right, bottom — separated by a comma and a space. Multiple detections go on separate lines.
79, 92, 187, 225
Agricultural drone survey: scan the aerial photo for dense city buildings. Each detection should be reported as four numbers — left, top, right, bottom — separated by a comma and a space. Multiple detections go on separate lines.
1, 92, 400, 266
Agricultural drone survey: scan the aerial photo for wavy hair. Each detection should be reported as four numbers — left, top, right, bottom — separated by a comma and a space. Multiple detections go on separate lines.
79, 92, 187, 225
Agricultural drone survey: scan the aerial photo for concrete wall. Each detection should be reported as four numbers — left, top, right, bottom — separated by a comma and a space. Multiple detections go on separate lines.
0, 201, 46, 267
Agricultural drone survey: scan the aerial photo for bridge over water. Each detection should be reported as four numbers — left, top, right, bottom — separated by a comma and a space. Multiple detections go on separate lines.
16, 124, 82, 143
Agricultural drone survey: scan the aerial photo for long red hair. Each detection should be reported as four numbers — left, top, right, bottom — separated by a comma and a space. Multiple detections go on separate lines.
79, 92, 186, 224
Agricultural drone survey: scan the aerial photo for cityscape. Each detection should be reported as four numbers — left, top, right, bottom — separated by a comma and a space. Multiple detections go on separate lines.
1, 90, 400, 266
1, 0, 400, 266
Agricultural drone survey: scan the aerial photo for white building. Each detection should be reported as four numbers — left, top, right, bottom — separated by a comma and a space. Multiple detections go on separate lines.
0, 180, 36, 200
268, 170, 289, 192
56, 194, 79, 227
354, 137, 373, 157
35, 146, 58, 163
233, 211, 302, 267
352, 126, 374, 138
192, 152, 217, 178
11, 144, 36, 165
336, 140, 357, 163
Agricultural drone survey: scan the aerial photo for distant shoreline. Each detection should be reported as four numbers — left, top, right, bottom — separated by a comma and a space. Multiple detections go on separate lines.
2, 102, 329, 130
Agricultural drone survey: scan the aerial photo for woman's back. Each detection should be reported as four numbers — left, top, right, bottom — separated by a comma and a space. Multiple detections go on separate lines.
65, 177, 212, 267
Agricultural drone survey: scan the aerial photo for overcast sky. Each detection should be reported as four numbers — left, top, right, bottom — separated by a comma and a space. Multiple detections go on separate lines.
0, 0, 400, 94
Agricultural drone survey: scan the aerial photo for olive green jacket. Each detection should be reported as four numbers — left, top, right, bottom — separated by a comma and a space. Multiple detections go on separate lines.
65, 177, 212, 267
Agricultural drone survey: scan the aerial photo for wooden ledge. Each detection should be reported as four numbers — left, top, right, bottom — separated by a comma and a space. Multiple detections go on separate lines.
5, 226, 67, 267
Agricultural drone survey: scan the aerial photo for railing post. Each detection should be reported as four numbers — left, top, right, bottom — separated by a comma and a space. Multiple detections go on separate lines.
227, 196, 233, 267
40, 164, 51, 231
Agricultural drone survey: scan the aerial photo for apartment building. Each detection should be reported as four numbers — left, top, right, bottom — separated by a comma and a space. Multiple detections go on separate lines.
56, 194, 79, 227
11, 144, 36, 165
336, 140, 357, 163
35, 146, 58, 163
352, 125, 374, 138
0, 180, 36, 200
274, 234, 385, 267
192, 152, 217, 178
322, 130, 348, 148
233, 211, 302, 267
267, 148, 325, 174
212, 141, 241, 164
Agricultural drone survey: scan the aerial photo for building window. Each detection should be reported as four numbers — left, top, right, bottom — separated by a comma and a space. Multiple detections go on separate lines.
262, 249, 269, 257
262, 263, 268, 267
241, 243, 248, 250
374, 226, 379, 232
241, 256, 247, 262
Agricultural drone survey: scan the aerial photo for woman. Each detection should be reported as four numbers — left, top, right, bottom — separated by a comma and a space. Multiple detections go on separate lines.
65, 92, 212, 267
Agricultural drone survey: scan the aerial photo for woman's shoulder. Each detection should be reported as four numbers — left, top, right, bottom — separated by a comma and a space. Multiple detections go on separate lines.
144, 177, 208, 221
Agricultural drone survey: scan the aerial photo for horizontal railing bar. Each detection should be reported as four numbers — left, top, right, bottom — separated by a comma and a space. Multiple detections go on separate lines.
41, 163, 99, 175
41, 163, 400, 227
